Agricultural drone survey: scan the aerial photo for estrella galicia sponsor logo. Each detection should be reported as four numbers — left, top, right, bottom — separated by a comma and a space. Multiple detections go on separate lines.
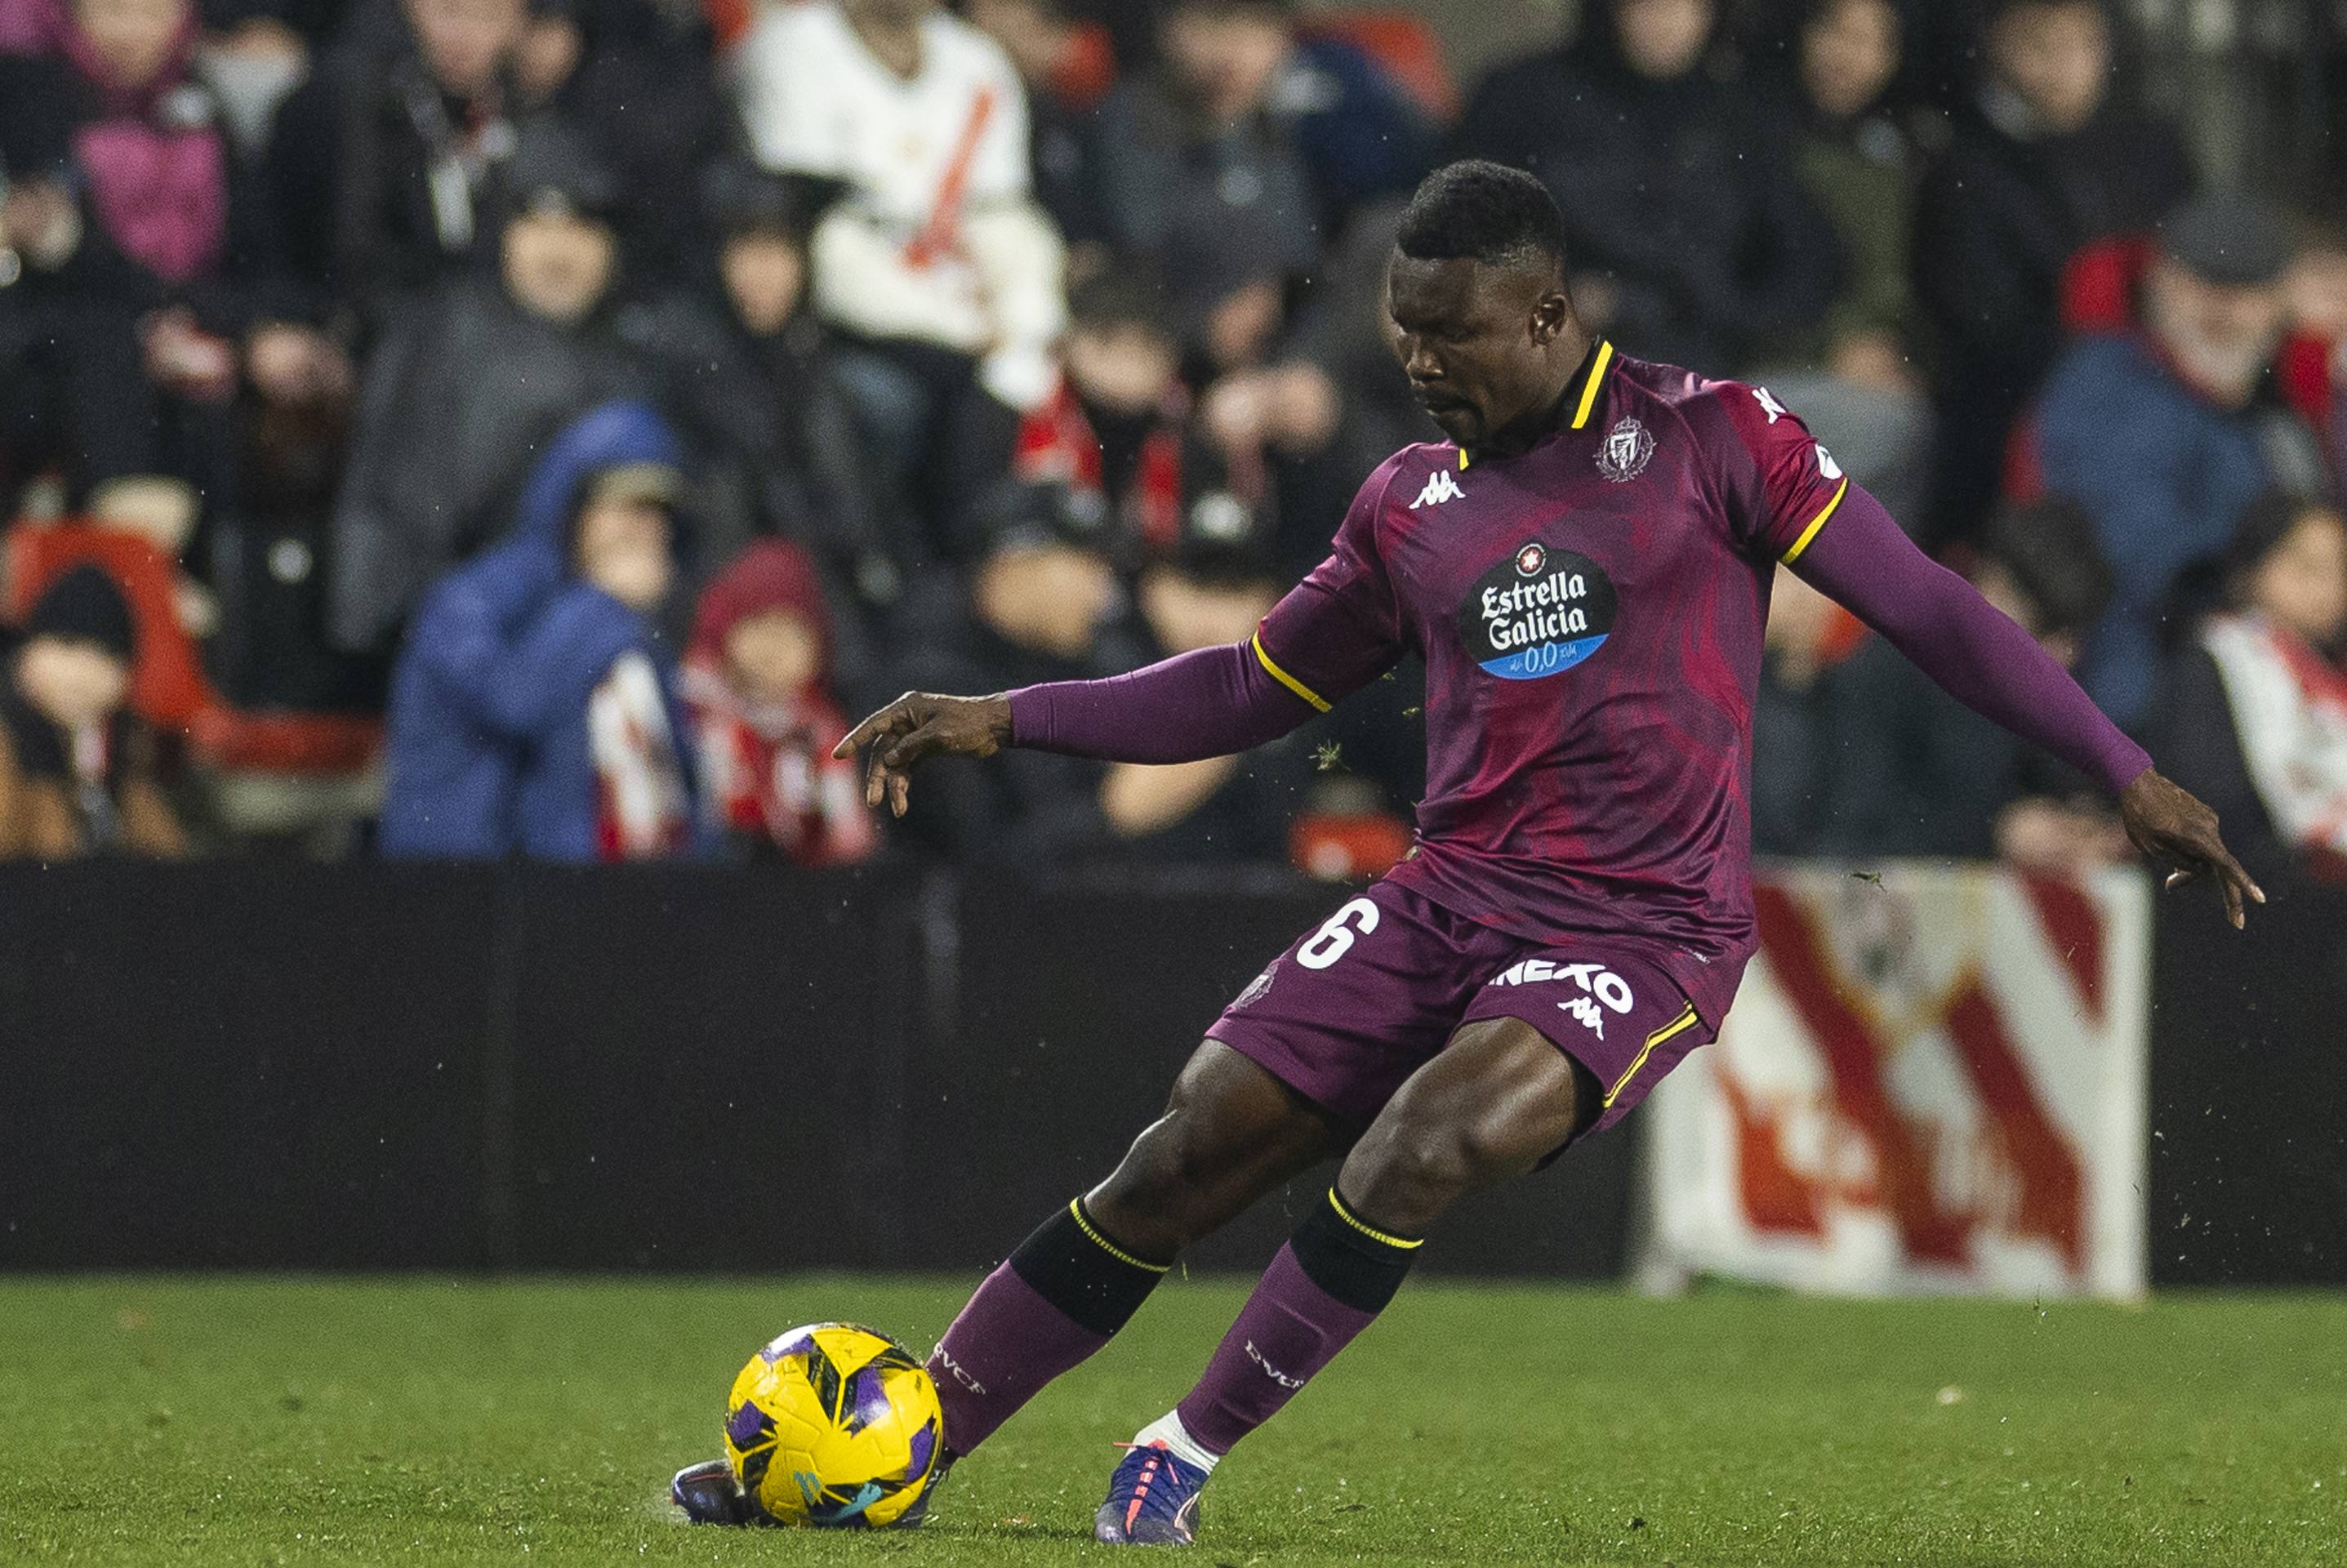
1456, 541, 1617, 679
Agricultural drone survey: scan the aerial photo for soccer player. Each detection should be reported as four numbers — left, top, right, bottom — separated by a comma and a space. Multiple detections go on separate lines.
673, 162, 2261, 1544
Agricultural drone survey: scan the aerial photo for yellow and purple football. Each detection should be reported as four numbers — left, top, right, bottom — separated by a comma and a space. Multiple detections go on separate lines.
722, 1323, 945, 1528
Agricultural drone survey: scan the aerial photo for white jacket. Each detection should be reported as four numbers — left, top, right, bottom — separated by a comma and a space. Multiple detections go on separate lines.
2202, 612, 2347, 856
733, 0, 1066, 409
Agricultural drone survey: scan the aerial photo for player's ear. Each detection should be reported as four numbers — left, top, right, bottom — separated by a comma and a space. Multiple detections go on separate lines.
1530, 291, 1572, 345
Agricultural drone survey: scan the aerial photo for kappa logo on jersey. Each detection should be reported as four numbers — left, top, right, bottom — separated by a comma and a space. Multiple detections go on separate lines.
1485, 957, 1635, 1040
1410, 468, 1467, 509
1597, 416, 1654, 482
1753, 386, 1789, 424
1455, 542, 1618, 680
1816, 443, 1843, 480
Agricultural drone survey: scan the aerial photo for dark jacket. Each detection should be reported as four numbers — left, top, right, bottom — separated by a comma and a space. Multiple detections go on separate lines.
327, 275, 654, 652
1775, 105, 1917, 363
378, 399, 703, 862
264, 40, 520, 336
646, 302, 897, 707
1272, 36, 1436, 236
2033, 332, 2323, 728
1911, 90, 2193, 539
886, 573, 1147, 866
1815, 634, 2078, 858
1083, 71, 1320, 345
1448, 33, 1840, 372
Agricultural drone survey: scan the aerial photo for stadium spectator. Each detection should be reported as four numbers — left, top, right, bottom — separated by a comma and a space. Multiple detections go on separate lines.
1083, 0, 1321, 372
265, 0, 532, 338
964, 0, 1113, 249
1124, 0, 1435, 239
1820, 498, 2128, 870
885, 478, 1150, 862
1750, 568, 1846, 857
497, 0, 728, 287
1748, 0, 1929, 522
327, 127, 654, 653
1446, 0, 1839, 372
1014, 266, 1270, 562
0, 564, 187, 859
2154, 492, 2347, 887
1110, 486, 1303, 861
2033, 195, 2323, 728
379, 399, 703, 862
652, 161, 897, 710
0, 0, 279, 518
1196, 198, 1432, 569
680, 538, 875, 867
1912, 0, 2193, 544
733, 0, 1064, 559
2282, 222, 2347, 485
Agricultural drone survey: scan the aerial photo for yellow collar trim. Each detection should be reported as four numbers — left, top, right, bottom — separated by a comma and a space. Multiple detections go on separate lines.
1570, 341, 1615, 430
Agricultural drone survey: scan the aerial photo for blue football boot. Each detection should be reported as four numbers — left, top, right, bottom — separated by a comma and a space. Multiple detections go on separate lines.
1093, 1441, 1209, 1546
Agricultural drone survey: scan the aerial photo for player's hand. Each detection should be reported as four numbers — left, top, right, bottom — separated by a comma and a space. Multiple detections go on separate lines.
834, 693, 1013, 817
2118, 768, 2265, 929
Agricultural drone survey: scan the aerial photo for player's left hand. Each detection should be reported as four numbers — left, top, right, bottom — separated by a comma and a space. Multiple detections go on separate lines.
835, 692, 1013, 817
2117, 768, 2265, 929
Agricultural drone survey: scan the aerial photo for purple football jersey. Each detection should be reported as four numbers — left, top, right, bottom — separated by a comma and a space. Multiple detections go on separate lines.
1252, 343, 1850, 1027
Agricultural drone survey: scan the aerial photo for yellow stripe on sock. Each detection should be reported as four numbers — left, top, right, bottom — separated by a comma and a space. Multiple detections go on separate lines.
1328, 1189, 1423, 1251
1604, 1005, 1699, 1107
1071, 1200, 1172, 1273
1251, 632, 1332, 713
1779, 477, 1849, 564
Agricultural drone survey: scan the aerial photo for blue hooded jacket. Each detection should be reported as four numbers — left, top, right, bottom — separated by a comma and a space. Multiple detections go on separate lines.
379, 401, 703, 862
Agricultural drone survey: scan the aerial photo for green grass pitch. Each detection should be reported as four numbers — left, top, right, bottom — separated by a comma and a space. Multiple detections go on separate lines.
4, 1276, 2341, 1566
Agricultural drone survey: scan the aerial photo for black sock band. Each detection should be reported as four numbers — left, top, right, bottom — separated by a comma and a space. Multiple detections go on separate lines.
1290, 1187, 1423, 1314
1004, 1197, 1169, 1338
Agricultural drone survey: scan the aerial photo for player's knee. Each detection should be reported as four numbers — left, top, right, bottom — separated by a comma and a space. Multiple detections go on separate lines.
1089, 1116, 1217, 1254
1356, 1095, 1539, 1218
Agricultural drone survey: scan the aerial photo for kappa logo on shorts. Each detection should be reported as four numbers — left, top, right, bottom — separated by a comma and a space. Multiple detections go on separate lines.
1486, 958, 1635, 1040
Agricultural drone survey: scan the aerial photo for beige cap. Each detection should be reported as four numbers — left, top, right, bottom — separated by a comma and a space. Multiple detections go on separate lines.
587, 461, 685, 511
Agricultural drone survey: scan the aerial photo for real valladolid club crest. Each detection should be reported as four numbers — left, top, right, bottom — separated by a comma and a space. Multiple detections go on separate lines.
1597, 416, 1654, 483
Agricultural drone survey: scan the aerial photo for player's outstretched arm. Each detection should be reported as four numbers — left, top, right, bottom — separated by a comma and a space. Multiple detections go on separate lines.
1790, 485, 2265, 928
834, 639, 1331, 817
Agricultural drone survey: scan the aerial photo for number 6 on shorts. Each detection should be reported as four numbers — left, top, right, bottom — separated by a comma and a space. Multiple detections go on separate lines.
1297, 898, 1380, 970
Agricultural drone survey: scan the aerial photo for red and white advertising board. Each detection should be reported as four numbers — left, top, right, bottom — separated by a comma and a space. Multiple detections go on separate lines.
1640, 865, 2149, 1299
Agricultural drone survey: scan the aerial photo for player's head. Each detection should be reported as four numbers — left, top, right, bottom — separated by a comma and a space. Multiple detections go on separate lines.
1388, 161, 1581, 451
2222, 490, 2347, 648
1974, 498, 2113, 667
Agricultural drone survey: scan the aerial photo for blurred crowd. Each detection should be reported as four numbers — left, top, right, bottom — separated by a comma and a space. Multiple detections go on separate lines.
2, 0, 2345, 891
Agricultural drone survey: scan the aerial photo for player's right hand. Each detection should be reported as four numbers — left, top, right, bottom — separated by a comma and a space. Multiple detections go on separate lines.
835, 693, 1014, 817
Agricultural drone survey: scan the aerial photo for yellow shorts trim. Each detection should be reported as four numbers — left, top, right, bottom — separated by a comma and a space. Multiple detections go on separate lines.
1252, 632, 1332, 713
1070, 1200, 1172, 1273
1604, 1004, 1699, 1108
1779, 477, 1850, 564
1329, 1188, 1424, 1250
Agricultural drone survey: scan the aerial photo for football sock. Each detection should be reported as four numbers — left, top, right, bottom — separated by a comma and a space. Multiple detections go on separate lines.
927, 1196, 1169, 1455
1131, 1410, 1222, 1474
1174, 1187, 1422, 1457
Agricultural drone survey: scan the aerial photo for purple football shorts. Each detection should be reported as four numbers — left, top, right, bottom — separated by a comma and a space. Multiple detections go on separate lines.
1205, 878, 1715, 1137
